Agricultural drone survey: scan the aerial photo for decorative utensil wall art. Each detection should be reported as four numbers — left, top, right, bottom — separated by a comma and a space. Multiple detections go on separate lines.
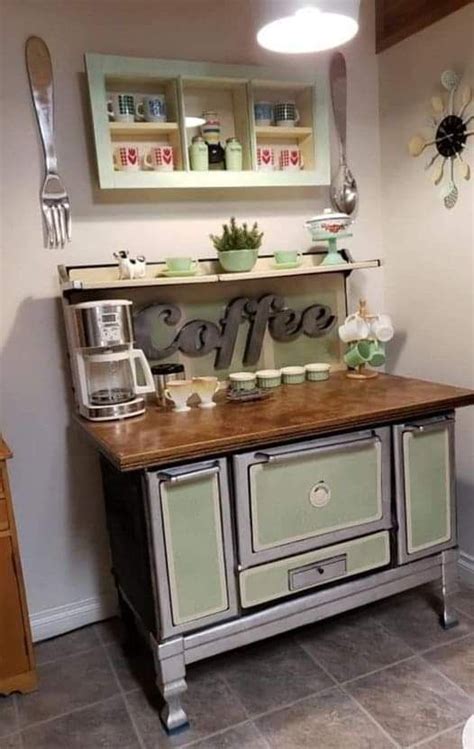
25, 36, 72, 248
408, 70, 473, 209
135, 294, 336, 369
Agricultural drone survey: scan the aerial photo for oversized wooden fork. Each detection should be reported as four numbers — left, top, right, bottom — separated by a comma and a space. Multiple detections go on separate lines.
26, 37, 71, 249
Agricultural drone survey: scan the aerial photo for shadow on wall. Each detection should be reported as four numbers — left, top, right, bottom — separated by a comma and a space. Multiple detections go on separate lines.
0, 295, 113, 608
386, 329, 407, 372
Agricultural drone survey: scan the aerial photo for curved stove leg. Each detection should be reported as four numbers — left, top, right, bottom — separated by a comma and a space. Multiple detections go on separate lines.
153, 636, 189, 734
440, 549, 459, 630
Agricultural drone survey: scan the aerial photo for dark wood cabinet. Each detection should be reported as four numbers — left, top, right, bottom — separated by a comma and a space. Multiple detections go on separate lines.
376, 0, 472, 52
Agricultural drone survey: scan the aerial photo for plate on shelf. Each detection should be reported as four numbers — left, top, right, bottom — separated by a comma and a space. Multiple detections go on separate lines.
271, 261, 302, 270
161, 269, 199, 277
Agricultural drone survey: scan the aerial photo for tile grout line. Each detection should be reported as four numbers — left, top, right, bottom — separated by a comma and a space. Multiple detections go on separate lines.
13, 694, 24, 749
408, 720, 467, 747
215, 671, 273, 748
16, 694, 124, 736
297, 638, 401, 748
418, 653, 474, 701
33, 643, 103, 669
99, 633, 147, 749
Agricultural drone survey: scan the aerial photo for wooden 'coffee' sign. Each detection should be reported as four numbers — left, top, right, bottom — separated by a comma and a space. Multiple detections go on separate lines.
135, 293, 335, 369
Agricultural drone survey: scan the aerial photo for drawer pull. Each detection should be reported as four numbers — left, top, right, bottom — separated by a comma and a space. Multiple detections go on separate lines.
288, 554, 347, 591
309, 481, 331, 508
157, 464, 219, 483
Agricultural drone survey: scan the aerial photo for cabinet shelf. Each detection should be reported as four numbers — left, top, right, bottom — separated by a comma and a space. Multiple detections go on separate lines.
255, 126, 313, 141
109, 122, 179, 138
59, 255, 381, 292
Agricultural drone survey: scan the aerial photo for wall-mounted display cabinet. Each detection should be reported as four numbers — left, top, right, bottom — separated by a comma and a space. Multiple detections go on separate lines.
85, 53, 330, 190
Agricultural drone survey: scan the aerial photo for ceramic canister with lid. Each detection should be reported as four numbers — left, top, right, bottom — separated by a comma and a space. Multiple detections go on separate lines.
190, 136, 209, 171
225, 137, 243, 171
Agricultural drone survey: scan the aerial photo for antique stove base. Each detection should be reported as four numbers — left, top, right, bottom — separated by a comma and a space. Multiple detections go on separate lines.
119, 548, 459, 733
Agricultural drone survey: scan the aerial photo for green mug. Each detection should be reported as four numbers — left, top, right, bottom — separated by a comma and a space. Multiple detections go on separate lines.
344, 341, 371, 368
368, 341, 386, 367
165, 256, 197, 272
274, 250, 302, 265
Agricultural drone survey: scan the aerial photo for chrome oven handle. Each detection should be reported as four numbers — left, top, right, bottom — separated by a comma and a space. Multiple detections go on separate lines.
157, 464, 219, 483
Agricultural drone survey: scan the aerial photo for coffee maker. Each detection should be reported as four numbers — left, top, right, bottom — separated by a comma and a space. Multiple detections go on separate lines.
65, 299, 155, 421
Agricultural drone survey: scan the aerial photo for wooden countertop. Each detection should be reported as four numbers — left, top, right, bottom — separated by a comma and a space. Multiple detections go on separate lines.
76, 372, 474, 471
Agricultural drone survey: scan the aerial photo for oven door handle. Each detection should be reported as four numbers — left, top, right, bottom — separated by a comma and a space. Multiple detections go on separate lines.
255, 436, 380, 464
157, 464, 219, 483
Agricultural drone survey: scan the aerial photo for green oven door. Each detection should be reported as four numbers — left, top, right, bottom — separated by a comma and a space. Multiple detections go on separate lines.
234, 431, 390, 566
395, 417, 455, 562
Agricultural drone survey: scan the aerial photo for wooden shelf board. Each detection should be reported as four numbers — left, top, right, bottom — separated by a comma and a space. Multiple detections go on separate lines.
109, 122, 179, 137
255, 126, 313, 140
60, 259, 380, 291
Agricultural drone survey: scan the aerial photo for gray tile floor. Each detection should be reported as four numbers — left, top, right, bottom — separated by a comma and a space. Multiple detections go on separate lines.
1, 584, 473, 748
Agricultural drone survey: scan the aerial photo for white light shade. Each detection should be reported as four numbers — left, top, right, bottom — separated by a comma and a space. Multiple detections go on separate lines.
185, 116, 206, 128
257, 1, 360, 54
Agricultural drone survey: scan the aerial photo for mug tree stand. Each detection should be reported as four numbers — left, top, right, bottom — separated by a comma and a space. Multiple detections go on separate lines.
345, 299, 380, 380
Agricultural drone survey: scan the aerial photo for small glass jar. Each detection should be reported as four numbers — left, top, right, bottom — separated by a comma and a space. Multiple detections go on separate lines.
189, 136, 209, 171
225, 137, 243, 171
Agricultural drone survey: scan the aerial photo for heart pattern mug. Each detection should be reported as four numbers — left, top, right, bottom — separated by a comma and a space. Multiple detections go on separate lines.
257, 146, 275, 171
280, 148, 303, 171
113, 146, 140, 171
145, 146, 174, 171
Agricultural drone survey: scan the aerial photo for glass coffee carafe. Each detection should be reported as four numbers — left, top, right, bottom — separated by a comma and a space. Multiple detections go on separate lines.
84, 349, 151, 406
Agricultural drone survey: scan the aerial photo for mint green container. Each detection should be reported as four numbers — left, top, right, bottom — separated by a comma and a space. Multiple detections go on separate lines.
281, 366, 305, 384
189, 136, 209, 171
305, 363, 330, 381
218, 249, 258, 273
225, 137, 243, 171
256, 370, 281, 389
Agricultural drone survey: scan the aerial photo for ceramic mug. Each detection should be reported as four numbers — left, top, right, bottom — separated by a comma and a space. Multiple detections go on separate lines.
280, 148, 303, 171
137, 94, 167, 123
257, 146, 275, 171
281, 365, 305, 384
338, 314, 370, 343
165, 257, 197, 272
256, 369, 281, 389
344, 341, 371, 369
370, 314, 394, 343
107, 92, 137, 122
229, 372, 256, 391
164, 380, 194, 412
274, 250, 302, 266
193, 376, 219, 409
145, 146, 174, 172
274, 102, 300, 127
254, 101, 273, 126
113, 146, 141, 171
367, 341, 386, 367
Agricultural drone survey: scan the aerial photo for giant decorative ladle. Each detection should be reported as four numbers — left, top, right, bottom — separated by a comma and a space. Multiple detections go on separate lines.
330, 53, 359, 216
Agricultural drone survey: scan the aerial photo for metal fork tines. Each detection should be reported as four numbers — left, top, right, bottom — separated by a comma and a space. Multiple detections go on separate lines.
41, 173, 71, 248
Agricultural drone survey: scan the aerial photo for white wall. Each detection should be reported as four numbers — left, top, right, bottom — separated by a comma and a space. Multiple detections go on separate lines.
0, 0, 383, 638
379, 5, 474, 584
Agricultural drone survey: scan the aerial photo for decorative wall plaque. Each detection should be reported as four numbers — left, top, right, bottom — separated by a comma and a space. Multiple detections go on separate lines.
135, 293, 336, 370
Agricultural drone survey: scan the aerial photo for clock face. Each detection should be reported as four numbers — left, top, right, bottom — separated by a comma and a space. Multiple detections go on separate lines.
436, 115, 467, 158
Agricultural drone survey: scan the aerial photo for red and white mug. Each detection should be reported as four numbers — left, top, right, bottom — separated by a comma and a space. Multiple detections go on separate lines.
145, 146, 174, 172
280, 148, 303, 171
113, 146, 140, 171
257, 146, 275, 171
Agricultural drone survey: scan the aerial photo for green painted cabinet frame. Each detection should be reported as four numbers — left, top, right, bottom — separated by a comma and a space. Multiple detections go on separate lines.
394, 415, 456, 563
85, 53, 330, 189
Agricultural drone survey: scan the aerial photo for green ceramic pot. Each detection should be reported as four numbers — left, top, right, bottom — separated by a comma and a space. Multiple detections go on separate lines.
305, 363, 330, 381
229, 372, 256, 391
281, 366, 306, 384
218, 249, 258, 273
256, 370, 281, 388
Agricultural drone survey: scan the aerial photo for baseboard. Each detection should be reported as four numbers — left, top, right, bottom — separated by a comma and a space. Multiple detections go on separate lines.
30, 591, 118, 642
458, 551, 474, 588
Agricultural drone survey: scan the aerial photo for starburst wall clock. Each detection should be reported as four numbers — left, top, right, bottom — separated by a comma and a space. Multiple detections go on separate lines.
408, 70, 473, 209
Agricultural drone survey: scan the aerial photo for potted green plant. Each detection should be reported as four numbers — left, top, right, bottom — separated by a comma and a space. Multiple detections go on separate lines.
210, 217, 263, 273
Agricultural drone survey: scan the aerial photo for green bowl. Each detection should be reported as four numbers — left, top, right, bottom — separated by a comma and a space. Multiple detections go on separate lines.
218, 249, 258, 273
256, 370, 281, 389
281, 367, 306, 385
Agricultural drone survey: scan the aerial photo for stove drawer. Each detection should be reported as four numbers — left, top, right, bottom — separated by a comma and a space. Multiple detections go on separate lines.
234, 429, 391, 566
240, 531, 390, 608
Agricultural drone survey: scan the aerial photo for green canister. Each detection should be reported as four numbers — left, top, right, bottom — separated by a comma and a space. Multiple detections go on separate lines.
225, 137, 243, 171
190, 136, 209, 171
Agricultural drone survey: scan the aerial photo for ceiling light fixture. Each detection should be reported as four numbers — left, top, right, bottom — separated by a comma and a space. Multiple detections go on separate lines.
257, 1, 360, 54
